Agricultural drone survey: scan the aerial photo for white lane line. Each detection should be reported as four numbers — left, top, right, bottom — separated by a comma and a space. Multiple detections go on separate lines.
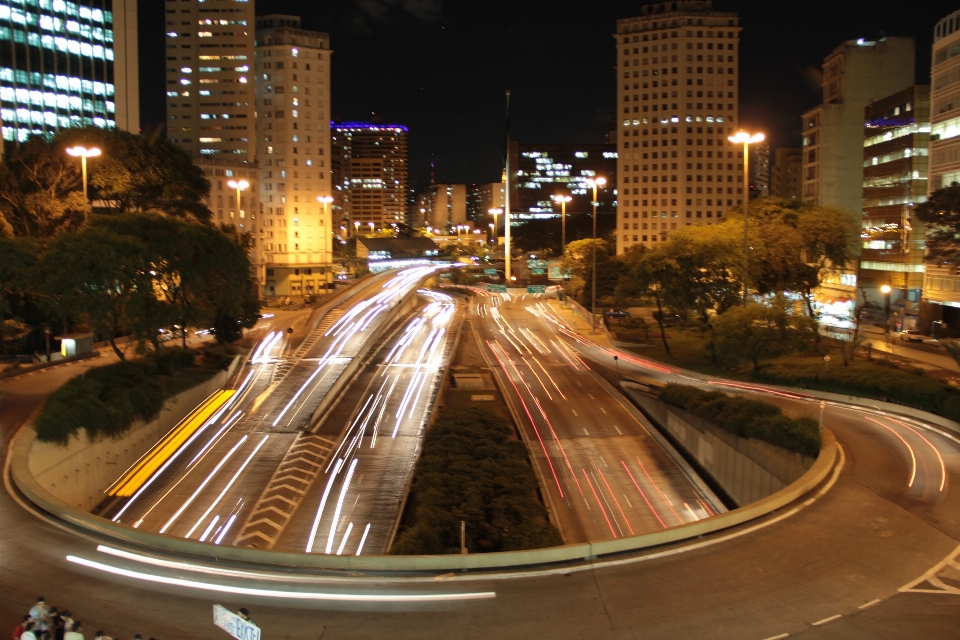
572, 409, 579, 416
623, 495, 633, 508
614, 425, 622, 435
811, 614, 842, 626
583, 428, 589, 436
760, 634, 789, 640
858, 599, 881, 609
601, 408, 607, 414
589, 394, 595, 399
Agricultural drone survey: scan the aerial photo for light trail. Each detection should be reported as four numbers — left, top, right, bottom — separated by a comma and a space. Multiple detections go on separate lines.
306, 458, 344, 553
198, 516, 219, 542
621, 461, 668, 529
633, 456, 683, 524
356, 523, 372, 555
882, 415, 947, 492
598, 468, 634, 536
864, 415, 918, 488
336, 522, 354, 556
326, 458, 360, 554
214, 514, 237, 545
582, 469, 617, 538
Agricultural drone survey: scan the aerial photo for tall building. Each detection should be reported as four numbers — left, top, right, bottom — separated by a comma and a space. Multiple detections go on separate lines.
800, 38, 915, 217
331, 121, 408, 235
748, 141, 769, 197
466, 182, 505, 225
0, 0, 139, 145
922, 10, 960, 333
615, 1, 741, 253
413, 183, 466, 232
770, 147, 801, 200
255, 15, 332, 298
860, 85, 928, 316
510, 142, 617, 223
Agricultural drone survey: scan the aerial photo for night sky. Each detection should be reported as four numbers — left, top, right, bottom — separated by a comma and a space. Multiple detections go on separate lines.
139, 0, 960, 187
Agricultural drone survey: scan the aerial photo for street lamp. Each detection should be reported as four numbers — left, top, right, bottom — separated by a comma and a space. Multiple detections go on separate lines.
65, 145, 101, 222
354, 221, 360, 237
488, 222, 494, 243
488, 208, 502, 244
727, 130, 765, 301
317, 196, 333, 264
553, 194, 572, 260
227, 179, 250, 220
368, 221, 374, 235
586, 177, 606, 334
881, 284, 892, 334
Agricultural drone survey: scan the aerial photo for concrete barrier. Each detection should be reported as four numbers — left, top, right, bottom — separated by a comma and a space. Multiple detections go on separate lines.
622, 385, 815, 507
26, 357, 240, 511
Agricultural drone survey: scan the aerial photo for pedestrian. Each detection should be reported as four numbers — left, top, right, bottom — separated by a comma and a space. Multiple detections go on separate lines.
60, 614, 73, 634
63, 622, 83, 640
13, 615, 31, 640
48, 608, 64, 640
28, 599, 49, 636
93, 632, 111, 640
237, 609, 258, 628
19, 622, 37, 640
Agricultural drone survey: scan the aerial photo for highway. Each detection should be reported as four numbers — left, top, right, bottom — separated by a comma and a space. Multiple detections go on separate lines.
96, 267, 441, 550
470, 290, 723, 543
4, 288, 960, 637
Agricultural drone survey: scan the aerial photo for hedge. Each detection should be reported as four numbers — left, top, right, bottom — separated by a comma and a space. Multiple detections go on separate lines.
35, 348, 217, 445
390, 406, 562, 554
659, 384, 820, 458
756, 361, 960, 423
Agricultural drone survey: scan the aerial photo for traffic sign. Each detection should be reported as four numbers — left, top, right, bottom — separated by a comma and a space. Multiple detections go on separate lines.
532, 268, 545, 275
527, 285, 546, 293
484, 268, 498, 275
213, 605, 260, 640
487, 284, 507, 293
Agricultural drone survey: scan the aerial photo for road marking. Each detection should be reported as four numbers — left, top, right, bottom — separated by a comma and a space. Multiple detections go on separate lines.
858, 599, 881, 609
811, 614, 842, 626
582, 497, 591, 511
614, 425, 622, 435
760, 634, 789, 640
623, 495, 633, 508
572, 409, 579, 416
583, 428, 589, 436
588, 394, 595, 399
601, 408, 607, 415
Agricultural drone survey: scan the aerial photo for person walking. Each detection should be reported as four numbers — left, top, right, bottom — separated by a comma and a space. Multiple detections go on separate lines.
60, 614, 74, 634
63, 622, 84, 640
12, 615, 30, 640
18, 622, 37, 640
27, 599, 49, 637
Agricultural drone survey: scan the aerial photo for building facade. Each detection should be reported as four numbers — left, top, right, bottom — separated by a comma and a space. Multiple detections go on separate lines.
614, 1, 741, 253
331, 121, 408, 235
922, 10, 960, 334
860, 85, 929, 319
255, 15, 332, 298
770, 147, 801, 200
466, 182, 505, 225
413, 183, 466, 232
510, 142, 617, 223
749, 141, 769, 197
1, 0, 139, 146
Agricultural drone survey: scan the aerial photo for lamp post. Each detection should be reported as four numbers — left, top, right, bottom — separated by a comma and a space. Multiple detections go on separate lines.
727, 130, 765, 301
354, 221, 360, 237
317, 195, 333, 264
553, 194, 572, 261
586, 177, 606, 333
227, 179, 250, 221
488, 222, 494, 243
488, 208, 501, 243
368, 222, 374, 235
881, 284, 892, 334
66, 145, 101, 222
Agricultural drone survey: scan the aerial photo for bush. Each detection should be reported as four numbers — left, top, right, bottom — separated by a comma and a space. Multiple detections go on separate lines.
659, 384, 820, 457
756, 361, 960, 423
35, 349, 218, 445
390, 406, 562, 554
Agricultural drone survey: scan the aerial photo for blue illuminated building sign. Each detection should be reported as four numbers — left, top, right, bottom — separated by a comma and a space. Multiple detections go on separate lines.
0, 0, 117, 143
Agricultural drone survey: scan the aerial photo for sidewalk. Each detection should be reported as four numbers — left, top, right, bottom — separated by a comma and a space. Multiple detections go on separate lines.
859, 328, 959, 373
543, 298, 614, 350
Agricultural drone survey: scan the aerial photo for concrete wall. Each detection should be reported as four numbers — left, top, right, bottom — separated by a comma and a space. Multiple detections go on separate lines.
27, 359, 238, 511
622, 385, 815, 507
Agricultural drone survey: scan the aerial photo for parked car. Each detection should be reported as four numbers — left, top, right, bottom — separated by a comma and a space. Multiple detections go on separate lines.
604, 309, 631, 319
654, 313, 683, 325
899, 329, 925, 343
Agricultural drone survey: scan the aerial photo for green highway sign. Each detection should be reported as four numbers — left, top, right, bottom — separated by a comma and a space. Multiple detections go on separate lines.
527, 285, 546, 293
487, 284, 507, 293
484, 268, 498, 275
439, 272, 452, 279
532, 268, 545, 275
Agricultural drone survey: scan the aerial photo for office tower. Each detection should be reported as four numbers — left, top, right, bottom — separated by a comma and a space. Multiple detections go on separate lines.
510, 142, 617, 222
770, 147, 801, 200
749, 141, 769, 197
923, 10, 960, 333
0, 0, 139, 146
415, 183, 466, 232
467, 182, 505, 225
255, 15, 332, 298
800, 38, 915, 216
331, 121, 408, 235
615, 1, 741, 253
860, 85, 928, 318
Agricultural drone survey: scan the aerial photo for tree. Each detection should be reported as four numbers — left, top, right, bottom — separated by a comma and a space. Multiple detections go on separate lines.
661, 224, 741, 327
0, 237, 39, 320
631, 249, 682, 355
710, 301, 817, 372
916, 182, 960, 262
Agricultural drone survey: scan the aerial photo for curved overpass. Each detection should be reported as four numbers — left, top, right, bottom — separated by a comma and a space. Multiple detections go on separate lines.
3, 298, 960, 638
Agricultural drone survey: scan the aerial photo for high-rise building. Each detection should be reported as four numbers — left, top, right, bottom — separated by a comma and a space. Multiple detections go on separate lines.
860, 85, 928, 315
922, 10, 960, 334
0, 0, 139, 146
466, 182, 505, 225
255, 15, 332, 298
749, 141, 769, 197
770, 147, 801, 200
413, 183, 466, 232
615, 1, 741, 253
800, 38, 915, 217
331, 121, 408, 235
510, 142, 617, 223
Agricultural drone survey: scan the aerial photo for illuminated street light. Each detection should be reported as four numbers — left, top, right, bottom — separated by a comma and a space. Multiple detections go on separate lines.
881, 284, 893, 334
317, 196, 333, 264
354, 221, 360, 237
227, 179, 250, 220
553, 194, 572, 261
586, 177, 606, 333
488, 207, 502, 246
66, 145, 101, 222
727, 130, 765, 301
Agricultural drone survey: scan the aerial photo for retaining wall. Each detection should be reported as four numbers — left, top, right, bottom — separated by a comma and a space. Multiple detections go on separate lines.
27, 358, 239, 511
622, 384, 815, 507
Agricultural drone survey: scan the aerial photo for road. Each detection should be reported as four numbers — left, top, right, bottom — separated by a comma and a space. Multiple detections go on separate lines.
96, 267, 440, 550
3, 289, 960, 638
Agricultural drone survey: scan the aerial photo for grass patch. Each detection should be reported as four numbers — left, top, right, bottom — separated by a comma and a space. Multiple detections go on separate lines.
390, 406, 562, 555
660, 384, 820, 457
35, 347, 222, 445
756, 360, 960, 423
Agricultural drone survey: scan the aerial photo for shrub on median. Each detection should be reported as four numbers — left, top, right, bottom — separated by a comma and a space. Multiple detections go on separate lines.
390, 406, 562, 555
659, 384, 820, 458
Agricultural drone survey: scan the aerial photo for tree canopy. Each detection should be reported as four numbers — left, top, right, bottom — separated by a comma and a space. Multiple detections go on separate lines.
916, 182, 960, 263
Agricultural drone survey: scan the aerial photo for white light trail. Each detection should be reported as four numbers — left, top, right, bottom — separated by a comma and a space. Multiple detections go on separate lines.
336, 522, 354, 555
306, 458, 344, 553
356, 523, 372, 556
198, 516, 219, 542
325, 458, 360, 554
214, 514, 237, 545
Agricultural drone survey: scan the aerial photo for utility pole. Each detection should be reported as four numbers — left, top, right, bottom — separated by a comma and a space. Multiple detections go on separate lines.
460, 520, 466, 555
504, 90, 512, 284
